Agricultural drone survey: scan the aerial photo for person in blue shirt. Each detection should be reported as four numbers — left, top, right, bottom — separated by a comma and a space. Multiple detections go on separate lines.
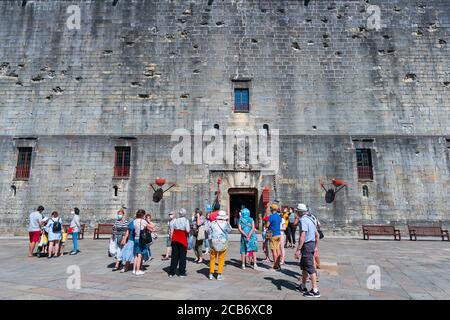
265, 203, 282, 270
295, 203, 320, 298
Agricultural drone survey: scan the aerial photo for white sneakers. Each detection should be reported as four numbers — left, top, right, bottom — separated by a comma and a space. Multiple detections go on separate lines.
135, 270, 145, 276
209, 274, 223, 280
242, 264, 246, 270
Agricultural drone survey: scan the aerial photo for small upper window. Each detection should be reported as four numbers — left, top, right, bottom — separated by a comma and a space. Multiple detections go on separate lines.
15, 147, 32, 180
114, 146, 131, 178
234, 88, 249, 113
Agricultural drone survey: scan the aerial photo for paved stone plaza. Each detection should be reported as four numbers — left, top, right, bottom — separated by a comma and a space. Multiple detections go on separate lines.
0, 236, 449, 300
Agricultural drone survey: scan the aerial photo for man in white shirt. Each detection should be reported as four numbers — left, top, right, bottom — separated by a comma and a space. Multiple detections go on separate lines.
28, 206, 44, 257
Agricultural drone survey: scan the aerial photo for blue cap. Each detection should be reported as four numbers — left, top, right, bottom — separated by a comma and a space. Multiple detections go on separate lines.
205, 204, 212, 213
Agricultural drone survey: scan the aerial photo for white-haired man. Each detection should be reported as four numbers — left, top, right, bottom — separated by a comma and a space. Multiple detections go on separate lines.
294, 203, 320, 298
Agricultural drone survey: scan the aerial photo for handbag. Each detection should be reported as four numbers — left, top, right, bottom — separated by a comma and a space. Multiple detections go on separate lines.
139, 220, 153, 246
67, 227, 73, 234
187, 234, 194, 250
197, 225, 207, 241
108, 238, 117, 257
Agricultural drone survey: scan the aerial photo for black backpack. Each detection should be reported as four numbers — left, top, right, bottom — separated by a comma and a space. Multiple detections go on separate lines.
52, 218, 62, 233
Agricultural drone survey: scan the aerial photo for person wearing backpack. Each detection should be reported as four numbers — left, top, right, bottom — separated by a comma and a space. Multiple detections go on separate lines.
208, 210, 232, 280
287, 207, 297, 248
45, 211, 63, 259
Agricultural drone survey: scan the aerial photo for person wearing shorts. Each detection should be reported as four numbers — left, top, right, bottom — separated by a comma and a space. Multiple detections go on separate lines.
266, 204, 282, 270
295, 203, 320, 298
28, 206, 44, 257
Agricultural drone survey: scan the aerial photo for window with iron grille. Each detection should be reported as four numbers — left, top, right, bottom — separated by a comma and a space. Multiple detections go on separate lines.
15, 147, 32, 180
356, 149, 373, 180
234, 88, 249, 112
114, 147, 131, 178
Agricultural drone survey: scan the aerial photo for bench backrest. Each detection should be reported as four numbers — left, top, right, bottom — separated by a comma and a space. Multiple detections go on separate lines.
408, 225, 442, 236
363, 225, 395, 234
97, 224, 113, 234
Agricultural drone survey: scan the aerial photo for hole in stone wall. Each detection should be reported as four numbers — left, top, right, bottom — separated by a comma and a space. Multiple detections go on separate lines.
216, 21, 224, 26
112, 0, 119, 6
251, 38, 258, 43
304, 0, 310, 6
362, 185, 369, 197
180, 93, 189, 98
138, 93, 151, 99
291, 42, 301, 51
113, 185, 118, 197
52, 87, 64, 94
75, 76, 83, 81
412, 29, 423, 37
102, 50, 113, 55
21, 0, 27, 7
263, 124, 269, 135
214, 124, 219, 130
403, 73, 417, 83
442, 81, 450, 87
312, 125, 317, 130
31, 75, 44, 82
446, 139, 450, 148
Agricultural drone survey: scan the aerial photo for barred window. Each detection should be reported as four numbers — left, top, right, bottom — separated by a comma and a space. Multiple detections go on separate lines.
356, 149, 373, 180
15, 147, 32, 180
114, 147, 131, 178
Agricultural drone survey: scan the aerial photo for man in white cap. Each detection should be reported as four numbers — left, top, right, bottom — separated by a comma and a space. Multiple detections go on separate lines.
294, 203, 320, 298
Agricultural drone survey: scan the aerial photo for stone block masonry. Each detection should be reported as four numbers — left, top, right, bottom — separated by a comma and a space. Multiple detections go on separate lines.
0, 0, 449, 234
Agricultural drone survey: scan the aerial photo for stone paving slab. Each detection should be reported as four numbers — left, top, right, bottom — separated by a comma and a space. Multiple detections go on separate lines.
0, 238, 449, 300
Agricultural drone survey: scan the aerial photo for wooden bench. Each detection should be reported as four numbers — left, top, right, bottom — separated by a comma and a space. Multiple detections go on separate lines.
408, 225, 449, 241
362, 225, 401, 241
63, 224, 86, 240
93, 224, 113, 239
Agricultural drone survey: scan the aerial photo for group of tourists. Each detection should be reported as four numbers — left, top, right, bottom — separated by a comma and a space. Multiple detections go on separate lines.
106, 202, 322, 297
27, 201, 322, 297
28, 206, 81, 258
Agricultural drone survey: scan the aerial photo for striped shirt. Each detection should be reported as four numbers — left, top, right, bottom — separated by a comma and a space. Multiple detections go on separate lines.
113, 219, 129, 238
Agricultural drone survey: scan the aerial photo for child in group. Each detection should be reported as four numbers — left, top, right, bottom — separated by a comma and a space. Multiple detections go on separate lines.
262, 215, 271, 263
59, 229, 68, 256
37, 217, 49, 257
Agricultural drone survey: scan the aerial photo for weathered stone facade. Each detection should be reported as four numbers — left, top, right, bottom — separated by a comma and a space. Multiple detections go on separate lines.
0, 0, 449, 235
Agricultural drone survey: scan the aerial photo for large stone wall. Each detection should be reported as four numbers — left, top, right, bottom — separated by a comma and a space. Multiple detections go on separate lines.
0, 0, 449, 234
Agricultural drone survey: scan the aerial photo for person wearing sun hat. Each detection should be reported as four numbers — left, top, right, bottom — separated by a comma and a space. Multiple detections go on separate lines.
208, 210, 232, 280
